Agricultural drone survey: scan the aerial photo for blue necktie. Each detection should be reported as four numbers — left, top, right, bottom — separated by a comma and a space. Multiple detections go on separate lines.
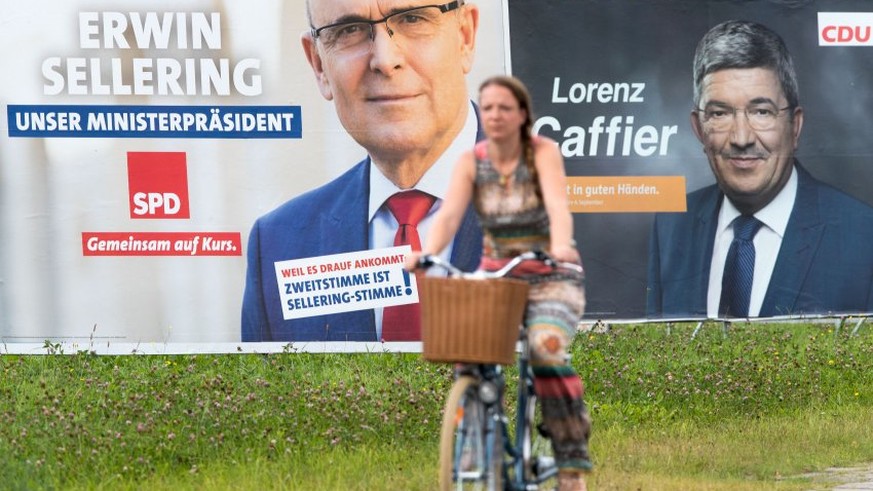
719, 215, 763, 317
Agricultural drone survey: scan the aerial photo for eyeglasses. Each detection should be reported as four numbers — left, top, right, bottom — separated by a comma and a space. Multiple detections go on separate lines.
695, 103, 793, 132
310, 1, 464, 53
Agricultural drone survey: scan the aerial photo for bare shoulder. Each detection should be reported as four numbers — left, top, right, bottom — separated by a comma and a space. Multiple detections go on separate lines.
533, 135, 561, 155
533, 134, 558, 147
532, 135, 563, 165
455, 148, 478, 177
458, 148, 477, 166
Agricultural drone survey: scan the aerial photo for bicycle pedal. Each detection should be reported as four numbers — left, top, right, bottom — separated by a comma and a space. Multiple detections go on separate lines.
530, 455, 556, 481
534, 455, 555, 473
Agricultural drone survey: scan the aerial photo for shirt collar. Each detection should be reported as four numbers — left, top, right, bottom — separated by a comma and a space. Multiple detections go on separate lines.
718, 164, 797, 238
367, 101, 478, 221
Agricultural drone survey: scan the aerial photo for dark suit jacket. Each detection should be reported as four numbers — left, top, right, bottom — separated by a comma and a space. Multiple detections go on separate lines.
647, 163, 873, 318
242, 127, 484, 342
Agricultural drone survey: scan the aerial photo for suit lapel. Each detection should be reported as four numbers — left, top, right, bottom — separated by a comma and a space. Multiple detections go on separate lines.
761, 165, 825, 315
690, 187, 721, 311
473, 103, 484, 142
450, 207, 483, 271
328, 159, 371, 253
449, 104, 485, 271
325, 159, 375, 337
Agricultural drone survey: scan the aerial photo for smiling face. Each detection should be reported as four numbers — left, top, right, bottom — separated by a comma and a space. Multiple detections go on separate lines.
302, 0, 478, 166
691, 67, 803, 215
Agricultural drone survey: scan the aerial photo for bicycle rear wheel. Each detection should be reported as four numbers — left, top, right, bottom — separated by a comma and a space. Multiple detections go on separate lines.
439, 376, 502, 491
522, 393, 558, 487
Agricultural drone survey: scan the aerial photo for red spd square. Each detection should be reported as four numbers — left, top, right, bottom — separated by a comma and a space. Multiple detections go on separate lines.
127, 152, 190, 219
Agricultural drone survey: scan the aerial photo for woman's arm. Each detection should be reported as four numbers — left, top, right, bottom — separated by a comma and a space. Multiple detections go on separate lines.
534, 137, 581, 264
404, 149, 477, 270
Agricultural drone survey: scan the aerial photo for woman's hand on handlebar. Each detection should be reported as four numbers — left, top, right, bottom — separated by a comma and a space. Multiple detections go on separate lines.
404, 251, 425, 272
549, 244, 581, 265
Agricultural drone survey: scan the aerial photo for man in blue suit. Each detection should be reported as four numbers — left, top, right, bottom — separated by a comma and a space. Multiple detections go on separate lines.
647, 20, 873, 319
242, 0, 484, 341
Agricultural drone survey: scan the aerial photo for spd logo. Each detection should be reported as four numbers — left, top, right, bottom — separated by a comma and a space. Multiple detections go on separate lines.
127, 152, 190, 219
818, 12, 873, 46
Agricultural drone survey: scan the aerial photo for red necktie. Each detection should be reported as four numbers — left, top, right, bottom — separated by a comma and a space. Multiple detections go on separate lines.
381, 190, 436, 341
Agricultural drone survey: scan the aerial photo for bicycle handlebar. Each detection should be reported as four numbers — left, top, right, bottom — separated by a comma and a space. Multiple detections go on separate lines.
416, 250, 583, 279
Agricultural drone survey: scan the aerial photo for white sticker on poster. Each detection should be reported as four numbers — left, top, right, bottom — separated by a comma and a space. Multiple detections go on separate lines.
818, 12, 873, 46
274, 246, 417, 320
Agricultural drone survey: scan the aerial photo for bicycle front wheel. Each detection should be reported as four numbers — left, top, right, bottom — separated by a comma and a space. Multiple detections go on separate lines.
439, 375, 502, 491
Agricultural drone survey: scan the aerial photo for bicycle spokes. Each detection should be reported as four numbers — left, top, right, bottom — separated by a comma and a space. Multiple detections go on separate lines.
440, 376, 502, 491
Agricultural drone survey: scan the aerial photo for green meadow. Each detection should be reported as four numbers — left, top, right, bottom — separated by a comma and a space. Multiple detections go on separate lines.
2, 322, 872, 490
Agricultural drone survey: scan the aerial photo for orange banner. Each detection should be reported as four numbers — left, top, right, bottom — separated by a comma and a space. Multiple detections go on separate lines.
566, 176, 687, 213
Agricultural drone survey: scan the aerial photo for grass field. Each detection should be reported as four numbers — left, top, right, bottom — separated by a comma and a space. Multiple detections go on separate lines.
2, 321, 872, 490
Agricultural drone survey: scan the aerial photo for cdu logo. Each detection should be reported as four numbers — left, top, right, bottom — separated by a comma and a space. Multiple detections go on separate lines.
818, 12, 873, 46
127, 152, 191, 219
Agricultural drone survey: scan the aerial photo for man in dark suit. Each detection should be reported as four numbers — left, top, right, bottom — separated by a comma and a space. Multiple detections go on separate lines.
647, 20, 873, 319
242, 0, 484, 341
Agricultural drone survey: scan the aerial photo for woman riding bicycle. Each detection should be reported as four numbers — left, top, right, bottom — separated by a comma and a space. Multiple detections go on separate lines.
406, 75, 592, 491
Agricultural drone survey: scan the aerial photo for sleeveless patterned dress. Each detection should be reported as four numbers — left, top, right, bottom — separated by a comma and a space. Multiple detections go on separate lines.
472, 140, 586, 338
472, 139, 592, 473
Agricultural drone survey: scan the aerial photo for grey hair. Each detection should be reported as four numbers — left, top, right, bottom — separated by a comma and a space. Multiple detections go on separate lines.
692, 20, 799, 108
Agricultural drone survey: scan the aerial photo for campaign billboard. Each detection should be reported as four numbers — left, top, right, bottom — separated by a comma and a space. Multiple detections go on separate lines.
509, 0, 873, 320
3, 0, 872, 352
0, 0, 507, 348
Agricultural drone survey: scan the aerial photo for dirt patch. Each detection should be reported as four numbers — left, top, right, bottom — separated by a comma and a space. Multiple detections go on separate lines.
795, 464, 873, 490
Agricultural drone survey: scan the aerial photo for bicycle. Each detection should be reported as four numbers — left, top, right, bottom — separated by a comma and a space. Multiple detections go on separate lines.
416, 250, 585, 491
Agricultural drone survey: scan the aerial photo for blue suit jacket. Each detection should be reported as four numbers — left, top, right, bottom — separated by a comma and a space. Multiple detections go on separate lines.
242, 130, 484, 342
647, 163, 873, 318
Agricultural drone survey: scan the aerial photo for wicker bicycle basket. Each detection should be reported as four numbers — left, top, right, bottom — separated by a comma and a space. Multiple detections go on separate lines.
419, 276, 530, 365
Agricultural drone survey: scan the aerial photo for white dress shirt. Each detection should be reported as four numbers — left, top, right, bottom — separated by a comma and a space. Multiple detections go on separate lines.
707, 166, 798, 317
367, 101, 478, 338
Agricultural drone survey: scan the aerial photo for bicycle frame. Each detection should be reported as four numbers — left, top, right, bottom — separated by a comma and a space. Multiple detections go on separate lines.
447, 328, 556, 490
423, 251, 580, 490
